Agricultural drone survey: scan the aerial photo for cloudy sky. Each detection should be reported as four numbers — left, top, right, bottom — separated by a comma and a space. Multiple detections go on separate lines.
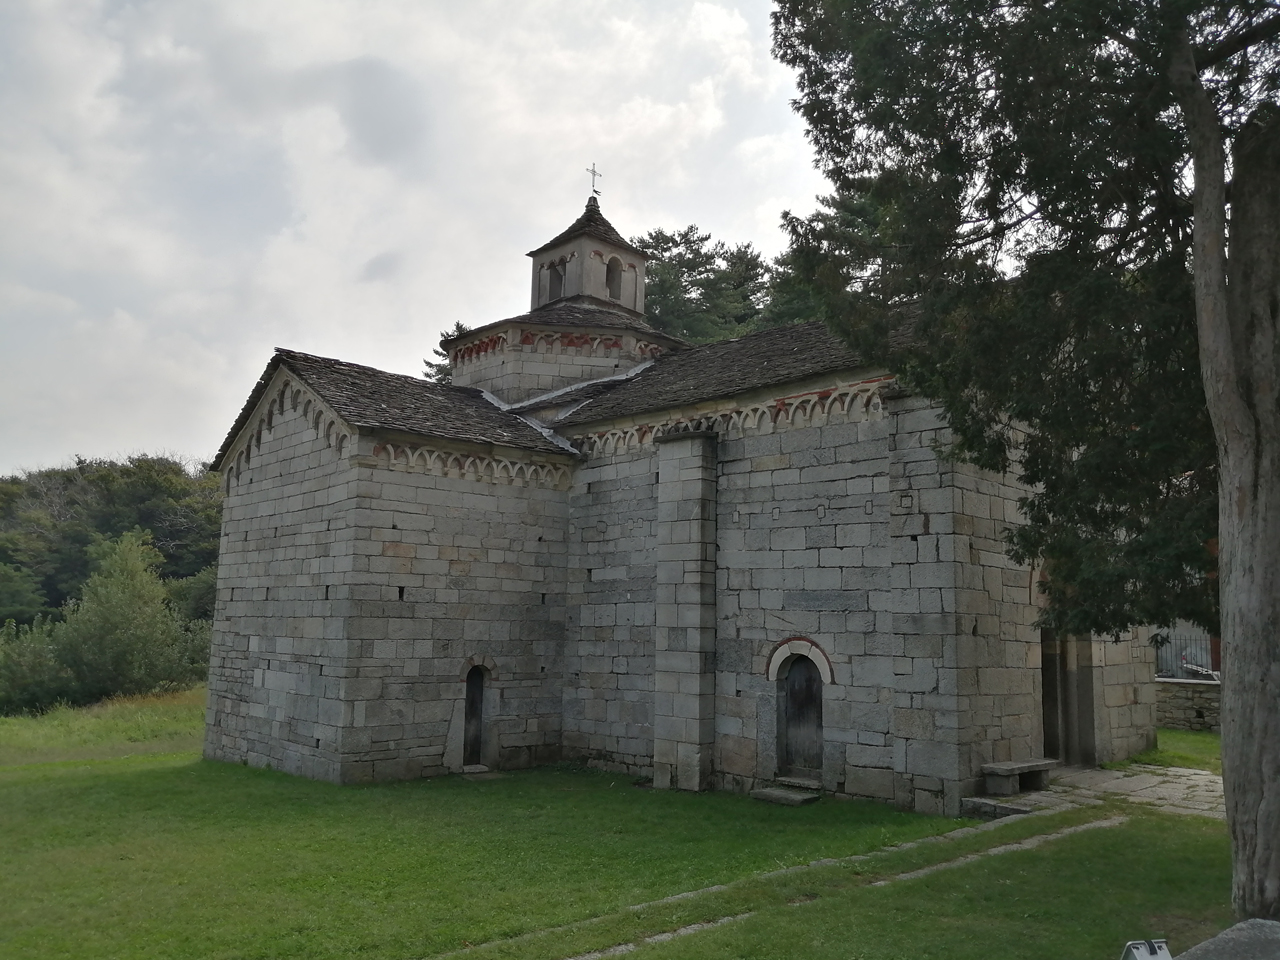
0, 0, 828, 476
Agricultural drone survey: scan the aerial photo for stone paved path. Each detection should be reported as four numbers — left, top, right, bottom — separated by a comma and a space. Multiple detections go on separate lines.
1014, 764, 1225, 820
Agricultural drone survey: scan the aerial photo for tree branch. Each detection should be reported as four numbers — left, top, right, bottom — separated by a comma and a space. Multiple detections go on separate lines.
1196, 12, 1280, 69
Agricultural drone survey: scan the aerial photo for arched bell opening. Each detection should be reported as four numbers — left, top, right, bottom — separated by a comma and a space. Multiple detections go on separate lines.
605, 256, 623, 300
776, 654, 824, 780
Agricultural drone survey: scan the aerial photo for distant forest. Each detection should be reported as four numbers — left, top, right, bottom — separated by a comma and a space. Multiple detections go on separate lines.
0, 455, 222, 625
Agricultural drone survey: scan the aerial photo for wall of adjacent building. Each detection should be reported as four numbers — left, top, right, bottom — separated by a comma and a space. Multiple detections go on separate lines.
1092, 633, 1159, 759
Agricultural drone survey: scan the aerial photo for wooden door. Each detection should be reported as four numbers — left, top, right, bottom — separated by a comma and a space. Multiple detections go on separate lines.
464, 666, 484, 766
780, 657, 823, 776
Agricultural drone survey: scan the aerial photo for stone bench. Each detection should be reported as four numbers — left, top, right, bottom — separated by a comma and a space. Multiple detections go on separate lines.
982, 758, 1059, 796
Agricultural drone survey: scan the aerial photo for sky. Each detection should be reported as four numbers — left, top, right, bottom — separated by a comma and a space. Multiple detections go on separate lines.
0, 0, 829, 476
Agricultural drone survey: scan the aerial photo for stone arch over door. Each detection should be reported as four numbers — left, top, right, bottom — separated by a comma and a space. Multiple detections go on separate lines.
767, 638, 830, 781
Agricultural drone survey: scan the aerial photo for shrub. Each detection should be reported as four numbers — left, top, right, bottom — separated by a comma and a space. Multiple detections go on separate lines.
166, 563, 218, 622
0, 616, 72, 714
0, 562, 48, 624
0, 532, 210, 715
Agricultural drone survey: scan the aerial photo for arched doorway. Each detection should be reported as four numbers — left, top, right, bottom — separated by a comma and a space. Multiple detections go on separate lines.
778, 655, 823, 778
464, 666, 485, 766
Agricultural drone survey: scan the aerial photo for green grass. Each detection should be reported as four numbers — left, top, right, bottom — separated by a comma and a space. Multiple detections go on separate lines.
0, 687, 206, 765
0, 695, 1234, 960
625, 811, 1233, 959
1112, 727, 1223, 775
0, 757, 957, 958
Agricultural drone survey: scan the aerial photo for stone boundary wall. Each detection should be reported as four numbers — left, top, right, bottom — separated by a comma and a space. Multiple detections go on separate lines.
1156, 678, 1221, 732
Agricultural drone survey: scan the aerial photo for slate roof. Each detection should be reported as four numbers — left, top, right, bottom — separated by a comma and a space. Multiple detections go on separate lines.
554, 322, 878, 429
212, 349, 568, 469
527, 196, 647, 258
441, 297, 686, 348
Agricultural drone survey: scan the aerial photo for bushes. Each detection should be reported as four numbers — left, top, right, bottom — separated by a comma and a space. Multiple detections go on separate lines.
0, 562, 47, 624
0, 532, 209, 715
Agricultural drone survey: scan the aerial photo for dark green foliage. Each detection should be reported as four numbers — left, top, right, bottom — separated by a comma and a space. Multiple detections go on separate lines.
767, 0, 1279, 636
424, 321, 472, 383
0, 455, 222, 611
631, 226, 769, 343
0, 564, 46, 626
0, 532, 209, 715
0, 617, 70, 716
166, 563, 218, 622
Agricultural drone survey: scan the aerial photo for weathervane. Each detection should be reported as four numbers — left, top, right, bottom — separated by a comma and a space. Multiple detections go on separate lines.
586, 163, 602, 196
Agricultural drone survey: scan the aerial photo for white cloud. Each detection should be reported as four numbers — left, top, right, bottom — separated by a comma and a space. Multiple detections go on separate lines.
0, 0, 828, 475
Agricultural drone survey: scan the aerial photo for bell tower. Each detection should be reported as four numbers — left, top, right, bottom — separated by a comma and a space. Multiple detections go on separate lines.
444, 197, 681, 404
526, 197, 648, 315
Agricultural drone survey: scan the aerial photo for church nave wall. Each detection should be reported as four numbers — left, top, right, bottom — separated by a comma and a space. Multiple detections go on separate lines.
205, 370, 361, 783
336, 449, 570, 782
711, 408, 902, 798
562, 447, 659, 776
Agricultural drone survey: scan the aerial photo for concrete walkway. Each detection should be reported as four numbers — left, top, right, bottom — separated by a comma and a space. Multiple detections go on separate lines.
1012, 764, 1225, 820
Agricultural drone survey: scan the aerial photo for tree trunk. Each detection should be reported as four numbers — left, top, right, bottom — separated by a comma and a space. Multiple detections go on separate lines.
1219, 109, 1280, 922
1171, 36, 1280, 920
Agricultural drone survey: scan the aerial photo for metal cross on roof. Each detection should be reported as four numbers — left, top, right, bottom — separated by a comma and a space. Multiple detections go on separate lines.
586, 163, 602, 196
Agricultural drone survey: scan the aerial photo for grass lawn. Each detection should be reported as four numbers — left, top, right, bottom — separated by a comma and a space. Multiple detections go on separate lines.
0, 691, 1235, 960
0, 687, 206, 765
1111, 728, 1223, 776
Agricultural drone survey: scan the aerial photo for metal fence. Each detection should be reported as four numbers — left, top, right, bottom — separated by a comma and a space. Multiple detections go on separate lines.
1155, 628, 1219, 681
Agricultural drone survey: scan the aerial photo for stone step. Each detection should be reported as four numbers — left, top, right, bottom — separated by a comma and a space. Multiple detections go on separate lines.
751, 786, 821, 806
960, 796, 1032, 821
775, 775, 823, 791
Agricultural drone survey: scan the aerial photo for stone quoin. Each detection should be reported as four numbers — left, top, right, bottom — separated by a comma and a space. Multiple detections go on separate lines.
204, 197, 1156, 815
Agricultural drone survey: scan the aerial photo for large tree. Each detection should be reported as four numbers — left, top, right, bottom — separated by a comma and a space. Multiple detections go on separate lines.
0, 456, 222, 611
773, 0, 1280, 918
631, 226, 769, 342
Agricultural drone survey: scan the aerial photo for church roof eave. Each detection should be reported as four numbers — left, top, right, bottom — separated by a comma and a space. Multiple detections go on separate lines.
212, 349, 569, 471
552, 321, 888, 430
439, 298, 687, 351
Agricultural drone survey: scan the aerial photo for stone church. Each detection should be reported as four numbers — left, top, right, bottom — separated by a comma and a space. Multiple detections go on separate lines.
205, 197, 1155, 815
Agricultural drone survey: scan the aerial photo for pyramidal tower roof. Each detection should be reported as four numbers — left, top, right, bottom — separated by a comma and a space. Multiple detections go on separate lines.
526, 196, 647, 259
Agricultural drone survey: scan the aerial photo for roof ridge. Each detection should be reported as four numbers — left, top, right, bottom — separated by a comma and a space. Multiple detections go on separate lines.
274, 347, 479, 394
526, 196, 647, 258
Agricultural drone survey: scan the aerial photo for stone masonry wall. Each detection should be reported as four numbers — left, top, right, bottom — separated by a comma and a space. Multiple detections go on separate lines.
562, 447, 658, 775
711, 402, 898, 800
948, 458, 1041, 791
563, 383, 1031, 816
205, 370, 360, 781
334, 437, 573, 781
452, 327, 656, 404
1156, 678, 1220, 732
1094, 633, 1159, 759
